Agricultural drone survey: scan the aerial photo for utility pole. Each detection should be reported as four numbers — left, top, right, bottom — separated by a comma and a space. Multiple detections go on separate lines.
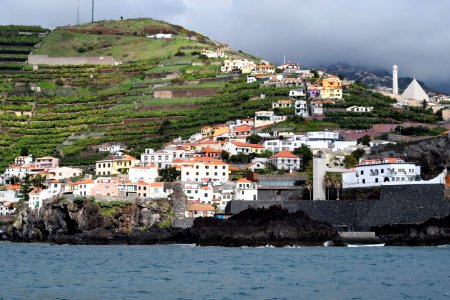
91, 0, 95, 23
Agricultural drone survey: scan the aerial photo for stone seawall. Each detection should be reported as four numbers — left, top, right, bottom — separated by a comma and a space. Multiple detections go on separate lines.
227, 184, 450, 231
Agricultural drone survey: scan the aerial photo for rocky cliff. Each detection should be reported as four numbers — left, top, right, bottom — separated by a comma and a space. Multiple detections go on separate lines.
369, 136, 450, 179
10, 197, 175, 243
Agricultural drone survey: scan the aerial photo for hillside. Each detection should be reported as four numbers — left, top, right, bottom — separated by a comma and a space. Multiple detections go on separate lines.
34, 18, 241, 62
0, 19, 274, 171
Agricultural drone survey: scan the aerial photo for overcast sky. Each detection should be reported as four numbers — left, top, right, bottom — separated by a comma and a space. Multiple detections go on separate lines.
1, 0, 449, 90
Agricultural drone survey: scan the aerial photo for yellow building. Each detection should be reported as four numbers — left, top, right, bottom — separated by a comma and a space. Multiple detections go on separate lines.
322, 75, 342, 89
212, 124, 230, 137
95, 155, 140, 176
321, 87, 343, 100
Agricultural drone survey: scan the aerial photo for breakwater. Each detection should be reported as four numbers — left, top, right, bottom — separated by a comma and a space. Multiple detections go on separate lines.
227, 184, 450, 231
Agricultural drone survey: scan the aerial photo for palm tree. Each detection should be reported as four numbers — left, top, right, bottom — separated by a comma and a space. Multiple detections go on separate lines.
333, 173, 342, 200
306, 179, 312, 201
324, 172, 333, 200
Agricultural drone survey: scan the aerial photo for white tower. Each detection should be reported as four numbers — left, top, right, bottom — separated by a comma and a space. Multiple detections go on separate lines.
392, 65, 398, 95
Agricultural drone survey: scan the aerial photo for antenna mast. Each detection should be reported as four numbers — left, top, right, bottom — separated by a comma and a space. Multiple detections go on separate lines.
91, 0, 95, 23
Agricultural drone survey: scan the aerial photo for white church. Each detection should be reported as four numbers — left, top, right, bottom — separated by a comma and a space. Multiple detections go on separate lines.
391, 65, 431, 107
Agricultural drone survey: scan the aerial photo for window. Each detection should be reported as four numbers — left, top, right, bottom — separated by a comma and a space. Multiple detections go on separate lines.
362, 179, 365, 184
361, 170, 364, 175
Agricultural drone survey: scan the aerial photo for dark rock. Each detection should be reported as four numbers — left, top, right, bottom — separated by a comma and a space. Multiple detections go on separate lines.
374, 213, 450, 246
188, 205, 341, 247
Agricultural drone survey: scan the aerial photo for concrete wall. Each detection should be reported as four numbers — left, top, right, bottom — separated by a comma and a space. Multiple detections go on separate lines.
227, 184, 450, 231
28, 54, 117, 66
153, 88, 217, 99
258, 188, 306, 201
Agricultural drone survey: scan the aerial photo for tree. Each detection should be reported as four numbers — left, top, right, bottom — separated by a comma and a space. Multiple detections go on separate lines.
357, 135, 371, 146
32, 174, 46, 189
229, 153, 250, 164
306, 179, 312, 201
331, 173, 342, 200
294, 145, 313, 169
422, 99, 428, 109
324, 173, 333, 200
158, 120, 172, 135
344, 148, 365, 168
158, 167, 181, 182
220, 150, 230, 162
311, 70, 319, 78
246, 134, 262, 144
263, 162, 278, 174
20, 147, 29, 156
338, 73, 344, 80
19, 174, 33, 202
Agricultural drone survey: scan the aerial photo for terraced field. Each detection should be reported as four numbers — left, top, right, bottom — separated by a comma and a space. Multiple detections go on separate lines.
0, 25, 48, 70
0, 19, 275, 171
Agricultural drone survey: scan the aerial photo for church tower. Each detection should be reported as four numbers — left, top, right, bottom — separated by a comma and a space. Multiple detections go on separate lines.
392, 65, 398, 95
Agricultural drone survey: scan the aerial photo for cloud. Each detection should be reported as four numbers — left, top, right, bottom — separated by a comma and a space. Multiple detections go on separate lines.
0, 0, 449, 88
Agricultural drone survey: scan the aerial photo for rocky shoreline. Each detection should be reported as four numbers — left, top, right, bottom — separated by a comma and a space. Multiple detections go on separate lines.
5, 197, 450, 247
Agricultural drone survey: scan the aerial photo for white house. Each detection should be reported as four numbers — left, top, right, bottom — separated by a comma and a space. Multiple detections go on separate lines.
254, 111, 287, 128
15, 155, 33, 166
307, 130, 340, 141
185, 203, 215, 218
295, 100, 309, 117
141, 149, 174, 168
0, 200, 16, 215
223, 141, 265, 156
97, 143, 127, 155
181, 157, 229, 184
272, 99, 293, 109
28, 189, 52, 210
148, 33, 173, 39
201, 48, 227, 58
72, 178, 95, 196
129, 165, 159, 183
341, 158, 446, 189
268, 151, 301, 172
221, 59, 255, 73
234, 178, 258, 201
346, 106, 374, 113
183, 184, 215, 204
289, 88, 306, 99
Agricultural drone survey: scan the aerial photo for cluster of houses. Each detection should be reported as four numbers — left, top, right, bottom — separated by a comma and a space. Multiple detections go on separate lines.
2, 57, 448, 219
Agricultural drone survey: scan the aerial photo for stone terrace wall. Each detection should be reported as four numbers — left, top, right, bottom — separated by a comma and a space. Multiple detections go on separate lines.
227, 184, 450, 231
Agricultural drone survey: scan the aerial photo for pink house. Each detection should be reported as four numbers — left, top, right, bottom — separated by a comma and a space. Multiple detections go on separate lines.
91, 177, 119, 197
35, 156, 59, 170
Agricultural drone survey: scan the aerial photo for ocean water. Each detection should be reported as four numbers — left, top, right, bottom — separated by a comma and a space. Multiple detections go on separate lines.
1, 243, 449, 300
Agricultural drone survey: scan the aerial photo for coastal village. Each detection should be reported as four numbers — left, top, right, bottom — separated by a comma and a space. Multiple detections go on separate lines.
1, 47, 449, 224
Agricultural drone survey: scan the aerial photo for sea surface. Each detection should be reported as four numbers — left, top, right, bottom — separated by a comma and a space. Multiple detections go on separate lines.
0, 243, 449, 300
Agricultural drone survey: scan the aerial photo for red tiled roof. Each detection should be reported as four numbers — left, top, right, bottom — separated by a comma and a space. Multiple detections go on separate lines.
270, 151, 298, 159
188, 204, 215, 211
231, 142, 264, 149
236, 178, 252, 183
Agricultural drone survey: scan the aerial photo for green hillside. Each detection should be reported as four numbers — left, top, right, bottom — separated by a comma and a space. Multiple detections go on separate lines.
0, 19, 272, 171
0, 19, 439, 172
34, 18, 237, 62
